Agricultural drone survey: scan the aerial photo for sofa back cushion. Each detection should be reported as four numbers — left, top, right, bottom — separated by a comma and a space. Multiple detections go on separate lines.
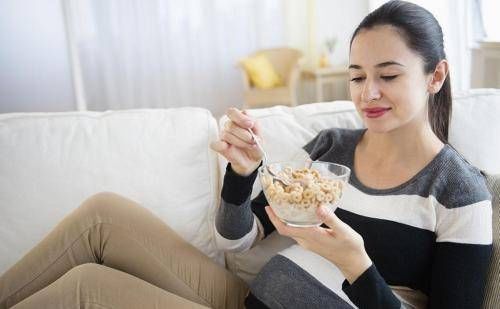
0, 108, 222, 274
450, 89, 500, 174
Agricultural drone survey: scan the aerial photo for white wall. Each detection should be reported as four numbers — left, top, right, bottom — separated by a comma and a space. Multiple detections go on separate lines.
315, 0, 368, 67
285, 0, 368, 69
0, 0, 75, 113
286, 0, 369, 103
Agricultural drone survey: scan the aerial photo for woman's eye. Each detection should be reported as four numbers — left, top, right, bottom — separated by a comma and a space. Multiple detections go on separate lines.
350, 77, 365, 83
381, 75, 398, 81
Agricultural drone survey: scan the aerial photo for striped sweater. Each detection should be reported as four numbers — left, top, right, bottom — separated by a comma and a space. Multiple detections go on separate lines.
215, 128, 492, 309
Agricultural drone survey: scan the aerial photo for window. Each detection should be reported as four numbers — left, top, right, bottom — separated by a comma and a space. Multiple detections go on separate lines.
481, 0, 500, 41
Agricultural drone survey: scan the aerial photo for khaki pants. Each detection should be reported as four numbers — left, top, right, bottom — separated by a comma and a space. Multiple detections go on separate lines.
0, 192, 248, 309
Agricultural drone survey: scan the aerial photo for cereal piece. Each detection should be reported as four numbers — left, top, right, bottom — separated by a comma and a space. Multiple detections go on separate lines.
325, 193, 334, 203
280, 192, 291, 203
303, 188, 314, 200
331, 190, 341, 201
291, 171, 303, 179
308, 183, 321, 192
290, 191, 302, 203
316, 191, 326, 202
299, 198, 311, 209
332, 180, 343, 189
311, 169, 320, 178
320, 182, 332, 192
291, 185, 303, 194
267, 185, 277, 198
272, 192, 282, 203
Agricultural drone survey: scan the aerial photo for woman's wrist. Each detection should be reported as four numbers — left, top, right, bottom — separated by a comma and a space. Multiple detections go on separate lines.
230, 161, 261, 177
340, 252, 373, 284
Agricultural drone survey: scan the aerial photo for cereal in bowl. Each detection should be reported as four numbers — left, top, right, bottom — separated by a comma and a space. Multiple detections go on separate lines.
262, 166, 344, 209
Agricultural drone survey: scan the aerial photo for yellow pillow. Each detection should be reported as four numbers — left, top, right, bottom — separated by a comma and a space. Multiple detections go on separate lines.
241, 54, 283, 89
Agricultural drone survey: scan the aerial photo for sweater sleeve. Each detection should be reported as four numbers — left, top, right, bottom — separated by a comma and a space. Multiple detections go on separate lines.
428, 242, 492, 308
428, 198, 493, 308
342, 265, 401, 309
214, 163, 274, 252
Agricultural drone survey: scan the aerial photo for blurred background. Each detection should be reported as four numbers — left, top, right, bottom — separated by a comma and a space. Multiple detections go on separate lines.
1, 0, 499, 117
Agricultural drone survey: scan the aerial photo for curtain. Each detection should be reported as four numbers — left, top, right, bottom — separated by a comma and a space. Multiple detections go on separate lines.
63, 0, 285, 116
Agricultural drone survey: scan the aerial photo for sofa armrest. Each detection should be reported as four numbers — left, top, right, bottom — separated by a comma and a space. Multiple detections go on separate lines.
482, 173, 500, 309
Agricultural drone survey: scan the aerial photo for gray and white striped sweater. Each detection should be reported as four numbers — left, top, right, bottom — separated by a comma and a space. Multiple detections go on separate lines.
215, 128, 492, 309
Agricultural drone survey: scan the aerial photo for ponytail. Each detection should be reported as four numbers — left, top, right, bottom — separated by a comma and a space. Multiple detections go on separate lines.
429, 75, 452, 143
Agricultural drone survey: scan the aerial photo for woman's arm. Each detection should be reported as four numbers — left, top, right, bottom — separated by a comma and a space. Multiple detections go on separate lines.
209, 107, 265, 252
214, 163, 275, 252
428, 197, 493, 308
341, 265, 401, 309
428, 241, 492, 308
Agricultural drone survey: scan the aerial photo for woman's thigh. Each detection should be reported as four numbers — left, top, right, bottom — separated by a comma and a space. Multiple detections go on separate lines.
12, 263, 210, 309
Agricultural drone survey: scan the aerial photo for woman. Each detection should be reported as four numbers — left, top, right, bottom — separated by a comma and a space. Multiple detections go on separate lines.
212, 2, 492, 308
0, 1, 492, 308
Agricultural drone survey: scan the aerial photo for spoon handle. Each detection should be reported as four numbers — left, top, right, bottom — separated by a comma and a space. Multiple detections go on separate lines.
247, 128, 267, 166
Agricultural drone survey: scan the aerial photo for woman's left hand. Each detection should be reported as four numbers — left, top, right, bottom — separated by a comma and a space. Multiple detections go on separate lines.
265, 205, 372, 283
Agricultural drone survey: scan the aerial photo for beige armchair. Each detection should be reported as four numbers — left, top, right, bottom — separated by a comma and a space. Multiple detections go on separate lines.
238, 48, 303, 109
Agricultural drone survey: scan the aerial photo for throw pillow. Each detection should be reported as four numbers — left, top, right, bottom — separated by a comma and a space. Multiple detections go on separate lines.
241, 54, 283, 89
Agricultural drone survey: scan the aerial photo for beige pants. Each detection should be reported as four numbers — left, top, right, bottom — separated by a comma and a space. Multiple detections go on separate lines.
0, 192, 248, 309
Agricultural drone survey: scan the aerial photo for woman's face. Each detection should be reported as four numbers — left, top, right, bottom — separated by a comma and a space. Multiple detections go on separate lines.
349, 25, 432, 134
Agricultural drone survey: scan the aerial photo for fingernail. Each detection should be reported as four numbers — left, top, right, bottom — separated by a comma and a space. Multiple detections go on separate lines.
245, 120, 254, 127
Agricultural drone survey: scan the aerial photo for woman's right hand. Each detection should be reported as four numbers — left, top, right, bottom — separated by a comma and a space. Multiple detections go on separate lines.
210, 107, 263, 176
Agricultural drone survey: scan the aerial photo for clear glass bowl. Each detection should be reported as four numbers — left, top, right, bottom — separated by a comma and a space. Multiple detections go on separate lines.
258, 161, 351, 227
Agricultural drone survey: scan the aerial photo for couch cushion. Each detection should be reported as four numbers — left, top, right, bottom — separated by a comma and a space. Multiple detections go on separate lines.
483, 173, 500, 309
450, 89, 500, 174
0, 108, 222, 274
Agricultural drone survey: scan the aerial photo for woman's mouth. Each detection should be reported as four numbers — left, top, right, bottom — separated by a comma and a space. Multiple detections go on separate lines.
363, 107, 391, 118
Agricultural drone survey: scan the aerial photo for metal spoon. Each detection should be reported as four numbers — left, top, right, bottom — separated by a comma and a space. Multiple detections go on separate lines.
247, 128, 293, 186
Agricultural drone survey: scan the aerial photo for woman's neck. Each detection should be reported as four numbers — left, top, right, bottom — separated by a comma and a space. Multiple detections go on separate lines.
358, 122, 444, 167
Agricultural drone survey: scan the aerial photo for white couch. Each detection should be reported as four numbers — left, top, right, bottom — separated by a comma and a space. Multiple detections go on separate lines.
1, 89, 499, 307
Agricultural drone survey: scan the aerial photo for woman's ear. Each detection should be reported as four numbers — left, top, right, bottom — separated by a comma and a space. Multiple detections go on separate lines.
428, 60, 448, 94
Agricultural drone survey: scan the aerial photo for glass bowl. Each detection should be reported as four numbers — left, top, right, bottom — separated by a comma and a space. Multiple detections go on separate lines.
258, 161, 351, 227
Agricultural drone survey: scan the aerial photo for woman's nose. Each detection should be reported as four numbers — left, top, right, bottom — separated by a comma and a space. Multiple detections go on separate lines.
361, 79, 382, 102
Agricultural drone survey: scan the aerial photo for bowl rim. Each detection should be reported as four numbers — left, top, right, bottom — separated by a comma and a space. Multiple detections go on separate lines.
258, 160, 351, 179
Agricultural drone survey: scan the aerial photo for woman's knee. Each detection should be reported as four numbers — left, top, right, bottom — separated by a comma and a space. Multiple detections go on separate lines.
58, 263, 105, 289
78, 191, 136, 219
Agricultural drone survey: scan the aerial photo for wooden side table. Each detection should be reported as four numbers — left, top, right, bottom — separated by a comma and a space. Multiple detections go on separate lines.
302, 67, 350, 102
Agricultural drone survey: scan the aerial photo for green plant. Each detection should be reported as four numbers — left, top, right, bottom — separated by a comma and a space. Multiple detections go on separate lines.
324, 37, 338, 54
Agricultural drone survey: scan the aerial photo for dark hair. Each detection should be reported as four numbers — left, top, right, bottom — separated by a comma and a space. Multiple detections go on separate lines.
350, 0, 452, 143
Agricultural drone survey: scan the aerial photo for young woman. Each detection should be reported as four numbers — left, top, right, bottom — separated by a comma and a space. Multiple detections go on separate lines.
0, 1, 492, 308
212, 1, 491, 308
